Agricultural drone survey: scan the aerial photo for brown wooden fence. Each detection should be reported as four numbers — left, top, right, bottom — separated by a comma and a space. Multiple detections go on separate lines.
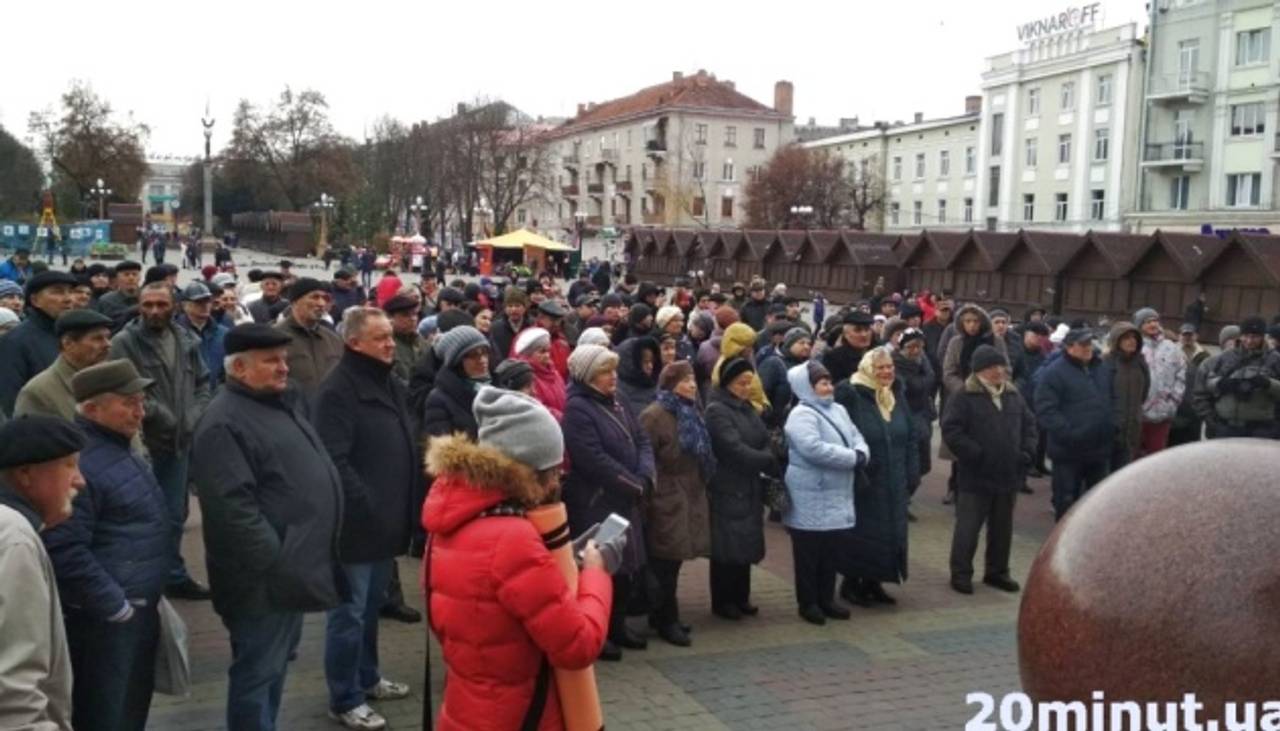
624, 227, 1280, 338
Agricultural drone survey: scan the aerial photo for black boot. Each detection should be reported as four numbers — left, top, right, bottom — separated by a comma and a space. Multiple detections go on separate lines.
656, 623, 692, 647
819, 603, 851, 620
798, 605, 826, 625
866, 581, 897, 605
839, 578, 874, 608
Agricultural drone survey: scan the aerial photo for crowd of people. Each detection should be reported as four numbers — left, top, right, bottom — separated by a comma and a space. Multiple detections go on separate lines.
0, 244, 1278, 731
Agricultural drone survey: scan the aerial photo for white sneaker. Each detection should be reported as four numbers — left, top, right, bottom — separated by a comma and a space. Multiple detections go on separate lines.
365, 678, 410, 701
329, 703, 387, 730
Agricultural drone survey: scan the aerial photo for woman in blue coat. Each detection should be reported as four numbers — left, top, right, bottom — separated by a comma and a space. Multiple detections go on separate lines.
835, 347, 919, 607
782, 361, 868, 625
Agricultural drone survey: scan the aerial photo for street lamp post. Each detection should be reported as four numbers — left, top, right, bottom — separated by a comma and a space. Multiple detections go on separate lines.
409, 195, 426, 236
313, 192, 336, 258
90, 178, 113, 220
789, 204, 814, 229
573, 210, 588, 251
169, 199, 180, 235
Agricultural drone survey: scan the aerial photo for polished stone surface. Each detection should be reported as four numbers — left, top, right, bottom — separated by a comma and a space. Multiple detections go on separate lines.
1019, 439, 1280, 709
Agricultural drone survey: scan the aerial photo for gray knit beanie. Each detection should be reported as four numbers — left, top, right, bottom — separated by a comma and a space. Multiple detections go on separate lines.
473, 386, 564, 471
1218, 324, 1241, 347
577, 327, 611, 347
433, 325, 489, 369
1133, 308, 1159, 327
567, 344, 619, 384
782, 326, 812, 354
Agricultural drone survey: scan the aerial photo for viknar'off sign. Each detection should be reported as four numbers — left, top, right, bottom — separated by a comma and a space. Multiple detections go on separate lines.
1017, 3, 1102, 42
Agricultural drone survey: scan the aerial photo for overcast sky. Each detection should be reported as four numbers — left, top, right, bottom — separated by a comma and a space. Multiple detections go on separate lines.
2, 0, 1146, 160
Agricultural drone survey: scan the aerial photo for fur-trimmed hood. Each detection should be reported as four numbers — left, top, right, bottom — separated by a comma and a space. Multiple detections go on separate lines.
422, 435, 546, 536
963, 372, 1020, 395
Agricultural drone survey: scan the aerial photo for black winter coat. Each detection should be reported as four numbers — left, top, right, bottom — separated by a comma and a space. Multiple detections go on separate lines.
0, 307, 59, 416
191, 381, 345, 618
314, 350, 419, 563
739, 299, 770, 332
422, 366, 481, 442
836, 381, 918, 584
941, 376, 1038, 494
704, 387, 778, 565
488, 314, 527, 365
822, 343, 869, 385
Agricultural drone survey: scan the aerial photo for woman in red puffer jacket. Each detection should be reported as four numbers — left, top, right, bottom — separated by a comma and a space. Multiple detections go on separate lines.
422, 386, 612, 731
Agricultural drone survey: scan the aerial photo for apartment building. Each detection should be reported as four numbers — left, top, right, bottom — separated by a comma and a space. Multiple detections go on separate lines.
976, 23, 1146, 233
803, 101, 980, 233
540, 70, 794, 232
139, 158, 190, 232
1129, 0, 1280, 233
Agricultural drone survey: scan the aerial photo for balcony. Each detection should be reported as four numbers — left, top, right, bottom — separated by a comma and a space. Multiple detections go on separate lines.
560, 184, 579, 196
587, 183, 604, 195
562, 155, 580, 169
616, 180, 633, 193
601, 149, 619, 165
1142, 142, 1204, 171
1146, 72, 1211, 105
645, 139, 667, 160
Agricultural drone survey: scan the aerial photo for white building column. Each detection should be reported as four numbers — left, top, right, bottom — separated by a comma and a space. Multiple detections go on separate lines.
1108, 58, 1130, 229
1072, 69, 1095, 231
1208, 10, 1235, 209
999, 85, 1021, 228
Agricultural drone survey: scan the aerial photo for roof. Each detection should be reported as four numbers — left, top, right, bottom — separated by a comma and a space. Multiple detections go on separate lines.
966, 231, 1021, 270
1018, 230, 1090, 274
1154, 231, 1231, 281
1231, 233, 1280, 285
548, 70, 788, 139
672, 229, 701, 257
900, 230, 970, 268
742, 230, 780, 260
1086, 232, 1157, 277
475, 228, 573, 252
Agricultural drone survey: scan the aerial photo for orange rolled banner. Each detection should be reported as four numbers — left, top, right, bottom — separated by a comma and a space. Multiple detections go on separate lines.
526, 503, 605, 731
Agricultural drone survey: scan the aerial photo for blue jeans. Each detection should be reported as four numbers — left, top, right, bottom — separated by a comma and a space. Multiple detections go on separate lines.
65, 605, 160, 731
151, 450, 192, 585
325, 560, 392, 713
224, 612, 304, 731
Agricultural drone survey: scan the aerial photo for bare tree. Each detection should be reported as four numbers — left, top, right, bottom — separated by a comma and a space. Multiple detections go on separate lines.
847, 158, 887, 230
660, 120, 712, 228
744, 145, 857, 229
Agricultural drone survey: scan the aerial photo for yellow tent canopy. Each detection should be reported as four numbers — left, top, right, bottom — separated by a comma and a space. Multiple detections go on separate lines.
475, 228, 574, 252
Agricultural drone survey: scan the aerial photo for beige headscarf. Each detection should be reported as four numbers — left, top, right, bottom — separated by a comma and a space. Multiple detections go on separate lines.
851, 346, 896, 422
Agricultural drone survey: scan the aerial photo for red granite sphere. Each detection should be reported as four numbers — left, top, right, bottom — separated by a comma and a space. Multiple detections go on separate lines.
1019, 439, 1280, 708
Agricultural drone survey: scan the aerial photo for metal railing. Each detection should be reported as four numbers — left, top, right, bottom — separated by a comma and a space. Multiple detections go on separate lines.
1147, 72, 1211, 98
1143, 142, 1204, 162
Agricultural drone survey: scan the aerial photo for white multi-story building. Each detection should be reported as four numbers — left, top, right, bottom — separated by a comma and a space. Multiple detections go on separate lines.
803, 100, 981, 233
540, 70, 794, 233
139, 157, 191, 232
975, 22, 1146, 233
1129, 0, 1280, 234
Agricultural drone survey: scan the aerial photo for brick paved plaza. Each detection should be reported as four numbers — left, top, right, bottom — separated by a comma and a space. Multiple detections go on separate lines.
149, 456, 1056, 731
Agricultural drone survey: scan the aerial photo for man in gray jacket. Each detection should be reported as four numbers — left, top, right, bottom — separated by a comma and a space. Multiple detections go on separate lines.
110, 282, 212, 600
0, 415, 86, 731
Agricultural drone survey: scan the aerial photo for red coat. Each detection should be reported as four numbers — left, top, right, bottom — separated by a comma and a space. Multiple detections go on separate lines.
422, 436, 611, 731
375, 273, 403, 307
519, 355, 567, 421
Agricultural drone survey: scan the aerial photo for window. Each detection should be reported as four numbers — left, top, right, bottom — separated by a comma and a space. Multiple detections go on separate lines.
1090, 189, 1106, 220
890, 202, 901, 225
1023, 194, 1035, 221
695, 124, 708, 144
1094, 128, 1110, 161
892, 156, 903, 181
691, 196, 706, 216
1054, 193, 1069, 222
1226, 173, 1262, 207
641, 163, 648, 180
912, 201, 923, 225
1170, 175, 1190, 210
724, 126, 737, 147
963, 197, 974, 223
721, 196, 734, 219
1236, 29, 1270, 66
937, 199, 947, 224
1025, 138, 1038, 168
1027, 88, 1041, 116
722, 161, 735, 181
627, 129, 633, 148
1230, 103, 1266, 136
747, 165, 760, 182
1096, 74, 1113, 106
939, 150, 950, 177
149, 184, 165, 197
517, 208, 527, 224
1060, 82, 1076, 111
625, 164, 632, 181
965, 146, 976, 174
149, 200, 166, 215
990, 114, 1004, 156
1058, 134, 1072, 164
693, 161, 705, 180
753, 128, 766, 149
988, 166, 1001, 207
914, 153, 926, 179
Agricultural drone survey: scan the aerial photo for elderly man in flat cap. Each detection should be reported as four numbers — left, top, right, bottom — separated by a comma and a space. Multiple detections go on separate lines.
15, 310, 114, 420
95, 260, 143, 333
248, 271, 288, 324
276, 278, 344, 394
0, 415, 87, 731
192, 323, 345, 731
0, 270, 78, 417
110, 281, 212, 601
42, 360, 167, 731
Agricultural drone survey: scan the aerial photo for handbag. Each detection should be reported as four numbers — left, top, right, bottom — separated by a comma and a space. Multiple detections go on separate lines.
762, 426, 791, 513
153, 597, 191, 696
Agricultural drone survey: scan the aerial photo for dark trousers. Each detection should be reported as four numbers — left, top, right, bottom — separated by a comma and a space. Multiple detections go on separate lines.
1034, 430, 1049, 472
788, 529, 844, 609
609, 573, 633, 637
648, 558, 683, 627
949, 491, 1016, 582
224, 611, 304, 731
1213, 422, 1277, 439
709, 561, 751, 610
151, 450, 193, 586
382, 561, 406, 610
65, 605, 160, 731
1050, 459, 1109, 521
1168, 421, 1202, 447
